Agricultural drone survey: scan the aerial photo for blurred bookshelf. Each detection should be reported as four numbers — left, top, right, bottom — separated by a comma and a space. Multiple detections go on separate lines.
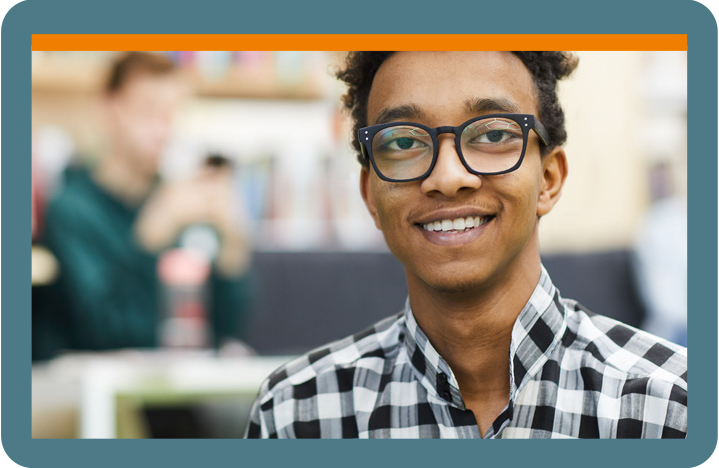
34, 51, 686, 254
31, 51, 385, 252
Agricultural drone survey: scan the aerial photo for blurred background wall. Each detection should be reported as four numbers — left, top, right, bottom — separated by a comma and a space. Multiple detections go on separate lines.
543, 51, 687, 253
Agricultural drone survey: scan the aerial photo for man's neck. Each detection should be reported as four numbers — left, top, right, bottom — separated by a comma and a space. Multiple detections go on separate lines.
92, 152, 155, 205
407, 254, 542, 401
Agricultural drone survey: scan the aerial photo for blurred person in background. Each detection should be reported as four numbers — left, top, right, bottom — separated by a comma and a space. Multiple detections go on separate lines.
38, 52, 254, 359
633, 161, 687, 346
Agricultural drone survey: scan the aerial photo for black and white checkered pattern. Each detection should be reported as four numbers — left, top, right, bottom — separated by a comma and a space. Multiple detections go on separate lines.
245, 266, 687, 439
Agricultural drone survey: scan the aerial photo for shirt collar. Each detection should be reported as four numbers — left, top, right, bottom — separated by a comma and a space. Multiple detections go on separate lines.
402, 301, 466, 408
401, 265, 567, 410
508, 265, 567, 400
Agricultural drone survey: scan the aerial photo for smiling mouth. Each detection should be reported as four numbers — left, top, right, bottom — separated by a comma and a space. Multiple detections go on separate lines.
419, 215, 494, 233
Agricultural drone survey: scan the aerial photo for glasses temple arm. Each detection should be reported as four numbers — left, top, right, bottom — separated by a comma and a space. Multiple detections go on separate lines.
533, 119, 550, 147
360, 141, 369, 160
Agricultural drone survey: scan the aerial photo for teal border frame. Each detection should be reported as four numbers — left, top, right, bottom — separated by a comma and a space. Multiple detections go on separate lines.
4, 0, 716, 467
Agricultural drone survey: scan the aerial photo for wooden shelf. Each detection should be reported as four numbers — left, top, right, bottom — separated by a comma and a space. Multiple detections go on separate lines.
189, 68, 326, 100
32, 59, 106, 94
32, 58, 327, 101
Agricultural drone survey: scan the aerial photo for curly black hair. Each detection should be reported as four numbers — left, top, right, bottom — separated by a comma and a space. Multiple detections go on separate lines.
336, 51, 578, 167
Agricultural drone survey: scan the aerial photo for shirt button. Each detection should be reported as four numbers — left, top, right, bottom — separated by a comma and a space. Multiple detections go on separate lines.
437, 372, 452, 401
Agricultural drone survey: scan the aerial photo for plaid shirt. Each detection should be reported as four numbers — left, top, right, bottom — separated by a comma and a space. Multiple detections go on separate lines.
245, 266, 687, 439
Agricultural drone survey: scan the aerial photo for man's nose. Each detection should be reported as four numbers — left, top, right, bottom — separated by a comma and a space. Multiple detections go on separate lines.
420, 135, 482, 197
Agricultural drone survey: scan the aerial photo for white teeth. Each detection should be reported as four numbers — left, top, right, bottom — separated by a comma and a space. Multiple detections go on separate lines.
422, 216, 491, 232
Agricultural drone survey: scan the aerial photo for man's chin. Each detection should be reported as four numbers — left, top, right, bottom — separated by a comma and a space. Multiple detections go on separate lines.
412, 270, 491, 297
431, 281, 484, 296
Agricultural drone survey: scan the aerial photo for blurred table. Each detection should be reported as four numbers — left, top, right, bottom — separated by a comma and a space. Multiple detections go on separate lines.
32, 350, 293, 438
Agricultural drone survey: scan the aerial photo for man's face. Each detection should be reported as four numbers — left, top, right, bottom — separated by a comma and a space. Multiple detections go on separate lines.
106, 73, 185, 176
361, 51, 566, 294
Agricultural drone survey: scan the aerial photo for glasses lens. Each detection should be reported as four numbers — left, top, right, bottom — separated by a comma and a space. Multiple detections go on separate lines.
372, 125, 433, 180
460, 117, 525, 173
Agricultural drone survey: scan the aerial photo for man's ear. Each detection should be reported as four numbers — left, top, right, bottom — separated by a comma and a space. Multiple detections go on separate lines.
537, 147, 568, 217
360, 167, 382, 230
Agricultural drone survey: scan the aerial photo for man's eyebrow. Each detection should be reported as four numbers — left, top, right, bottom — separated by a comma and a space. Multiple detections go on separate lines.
373, 105, 427, 125
464, 98, 522, 115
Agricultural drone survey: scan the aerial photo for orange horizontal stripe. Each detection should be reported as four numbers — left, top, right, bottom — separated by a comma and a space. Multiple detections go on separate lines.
32, 34, 687, 51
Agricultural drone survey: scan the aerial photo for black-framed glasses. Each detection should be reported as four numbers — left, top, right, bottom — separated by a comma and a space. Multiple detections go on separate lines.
359, 113, 549, 182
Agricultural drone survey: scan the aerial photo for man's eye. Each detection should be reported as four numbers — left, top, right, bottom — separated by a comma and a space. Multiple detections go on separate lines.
387, 137, 422, 150
477, 130, 512, 143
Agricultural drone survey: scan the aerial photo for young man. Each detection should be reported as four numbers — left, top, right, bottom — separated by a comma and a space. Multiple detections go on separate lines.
40, 52, 253, 356
245, 51, 687, 439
